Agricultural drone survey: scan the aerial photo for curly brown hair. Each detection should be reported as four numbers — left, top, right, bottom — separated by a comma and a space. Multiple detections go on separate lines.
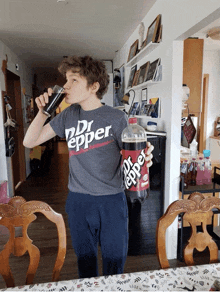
58, 55, 109, 99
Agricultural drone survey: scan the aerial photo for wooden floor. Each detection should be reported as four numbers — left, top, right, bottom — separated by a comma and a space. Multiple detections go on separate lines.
0, 141, 218, 288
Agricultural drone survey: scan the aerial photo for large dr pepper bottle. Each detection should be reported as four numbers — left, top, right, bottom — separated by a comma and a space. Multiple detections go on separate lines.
121, 117, 150, 203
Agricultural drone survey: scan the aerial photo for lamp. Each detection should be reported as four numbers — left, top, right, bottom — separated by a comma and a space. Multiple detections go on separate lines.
206, 27, 220, 40
121, 89, 135, 116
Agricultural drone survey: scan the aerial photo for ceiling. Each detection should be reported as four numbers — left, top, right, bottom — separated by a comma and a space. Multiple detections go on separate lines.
0, 0, 156, 70
192, 17, 220, 50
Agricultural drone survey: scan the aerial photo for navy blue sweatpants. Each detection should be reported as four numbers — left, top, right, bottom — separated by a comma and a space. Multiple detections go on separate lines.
65, 191, 128, 278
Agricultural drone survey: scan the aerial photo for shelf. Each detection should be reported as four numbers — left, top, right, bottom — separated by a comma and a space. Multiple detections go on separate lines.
126, 42, 160, 67
181, 184, 220, 195
130, 80, 161, 91
134, 115, 159, 119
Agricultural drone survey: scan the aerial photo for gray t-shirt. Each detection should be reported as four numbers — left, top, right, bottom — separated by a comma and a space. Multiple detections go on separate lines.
50, 104, 128, 195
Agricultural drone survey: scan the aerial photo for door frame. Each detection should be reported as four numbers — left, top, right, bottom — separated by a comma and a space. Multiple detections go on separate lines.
199, 74, 209, 153
2, 68, 26, 191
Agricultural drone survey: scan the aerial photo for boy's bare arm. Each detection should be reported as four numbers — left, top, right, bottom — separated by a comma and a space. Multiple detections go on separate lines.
23, 111, 56, 148
23, 88, 56, 148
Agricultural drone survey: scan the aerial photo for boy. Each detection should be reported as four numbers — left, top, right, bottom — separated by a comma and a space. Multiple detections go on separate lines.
23, 55, 153, 278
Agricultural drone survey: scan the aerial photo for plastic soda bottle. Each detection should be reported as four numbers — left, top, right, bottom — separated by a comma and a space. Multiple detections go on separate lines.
190, 158, 197, 186
190, 139, 198, 158
187, 158, 192, 185
203, 150, 212, 184
121, 117, 149, 203
180, 159, 188, 188
196, 157, 204, 185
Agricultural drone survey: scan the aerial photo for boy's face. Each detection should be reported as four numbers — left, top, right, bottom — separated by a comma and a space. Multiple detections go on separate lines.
63, 70, 93, 105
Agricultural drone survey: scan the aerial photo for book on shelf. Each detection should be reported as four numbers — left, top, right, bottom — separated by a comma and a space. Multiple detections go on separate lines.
129, 102, 140, 115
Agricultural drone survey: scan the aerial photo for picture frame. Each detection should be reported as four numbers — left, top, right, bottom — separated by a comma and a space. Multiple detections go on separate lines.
127, 39, 139, 62
148, 97, 160, 118
127, 65, 137, 88
137, 61, 150, 85
145, 58, 161, 82
144, 14, 161, 47
144, 104, 152, 116
130, 102, 139, 115
157, 24, 163, 43
132, 69, 140, 87
136, 103, 141, 115
141, 87, 148, 101
140, 100, 148, 115
154, 64, 162, 82
147, 104, 155, 116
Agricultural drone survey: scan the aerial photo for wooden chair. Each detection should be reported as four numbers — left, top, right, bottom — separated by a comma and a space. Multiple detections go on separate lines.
156, 192, 220, 269
0, 196, 66, 288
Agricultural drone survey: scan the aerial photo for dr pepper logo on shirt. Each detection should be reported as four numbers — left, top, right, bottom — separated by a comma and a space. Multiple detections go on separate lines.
65, 120, 113, 155
122, 149, 149, 191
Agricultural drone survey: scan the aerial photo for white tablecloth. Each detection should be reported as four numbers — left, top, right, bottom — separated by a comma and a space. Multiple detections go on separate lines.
1, 263, 220, 291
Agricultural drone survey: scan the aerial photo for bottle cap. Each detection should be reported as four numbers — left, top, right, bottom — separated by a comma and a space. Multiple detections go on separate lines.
203, 149, 210, 158
129, 117, 137, 124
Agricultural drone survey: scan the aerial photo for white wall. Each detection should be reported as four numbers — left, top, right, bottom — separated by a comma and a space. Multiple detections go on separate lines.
202, 49, 220, 148
0, 41, 33, 196
113, 0, 220, 259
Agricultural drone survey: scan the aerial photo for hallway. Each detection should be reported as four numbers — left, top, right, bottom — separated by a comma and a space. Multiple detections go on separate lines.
0, 141, 196, 288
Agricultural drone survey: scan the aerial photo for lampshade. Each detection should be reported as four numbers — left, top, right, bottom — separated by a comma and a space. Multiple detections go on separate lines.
121, 92, 130, 104
206, 27, 220, 40
121, 89, 136, 117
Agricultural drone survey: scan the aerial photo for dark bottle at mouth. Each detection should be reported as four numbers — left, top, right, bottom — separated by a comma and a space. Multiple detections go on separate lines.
42, 92, 65, 117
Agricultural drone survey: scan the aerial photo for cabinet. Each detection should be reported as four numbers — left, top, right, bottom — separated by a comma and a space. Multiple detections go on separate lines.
125, 41, 162, 119
182, 39, 204, 118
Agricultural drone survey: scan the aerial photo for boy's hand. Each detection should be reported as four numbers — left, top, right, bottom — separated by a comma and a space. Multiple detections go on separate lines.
145, 142, 154, 168
120, 142, 154, 168
35, 88, 53, 112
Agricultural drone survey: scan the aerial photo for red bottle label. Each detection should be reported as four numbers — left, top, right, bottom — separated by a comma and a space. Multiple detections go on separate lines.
122, 149, 149, 191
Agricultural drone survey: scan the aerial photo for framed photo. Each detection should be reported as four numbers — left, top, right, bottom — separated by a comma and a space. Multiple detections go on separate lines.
148, 97, 160, 118
147, 104, 155, 116
137, 61, 150, 85
127, 65, 137, 88
132, 69, 140, 87
136, 103, 141, 115
127, 40, 139, 62
154, 64, 162, 82
144, 104, 152, 116
140, 100, 148, 115
141, 88, 148, 101
130, 102, 139, 115
144, 14, 161, 47
157, 24, 163, 43
145, 58, 161, 82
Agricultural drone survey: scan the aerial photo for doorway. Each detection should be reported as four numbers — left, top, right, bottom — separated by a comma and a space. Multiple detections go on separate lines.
4, 69, 26, 189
